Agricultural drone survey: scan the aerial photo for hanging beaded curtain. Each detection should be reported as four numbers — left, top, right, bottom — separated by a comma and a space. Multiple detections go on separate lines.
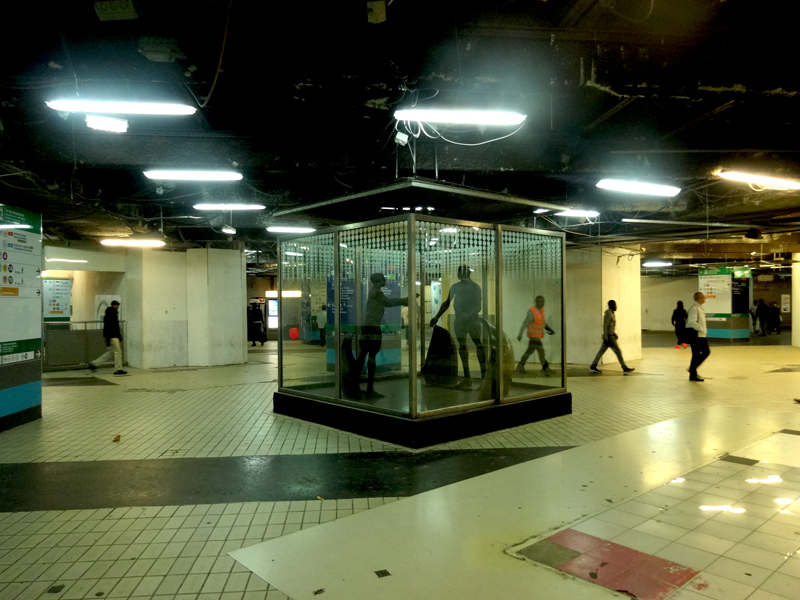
280, 233, 335, 283
339, 221, 409, 286
417, 221, 496, 278
501, 230, 561, 281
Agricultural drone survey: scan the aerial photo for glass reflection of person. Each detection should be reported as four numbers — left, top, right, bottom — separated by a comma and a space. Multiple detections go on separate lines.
355, 273, 410, 399
515, 295, 555, 375
430, 265, 487, 382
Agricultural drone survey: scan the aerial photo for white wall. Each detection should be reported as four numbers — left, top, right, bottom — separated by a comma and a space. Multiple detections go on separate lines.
565, 248, 602, 364
44, 245, 125, 272
601, 248, 642, 361
641, 276, 698, 331
70, 271, 125, 322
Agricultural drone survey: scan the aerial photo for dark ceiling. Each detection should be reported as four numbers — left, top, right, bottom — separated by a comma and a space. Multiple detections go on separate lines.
2, 0, 800, 272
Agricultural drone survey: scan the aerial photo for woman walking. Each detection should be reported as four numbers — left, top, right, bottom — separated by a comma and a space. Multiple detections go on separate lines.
671, 301, 688, 349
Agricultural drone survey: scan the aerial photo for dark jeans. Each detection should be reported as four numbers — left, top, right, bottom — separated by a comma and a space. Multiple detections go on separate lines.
519, 338, 546, 367
453, 316, 487, 378
591, 336, 628, 369
689, 335, 710, 376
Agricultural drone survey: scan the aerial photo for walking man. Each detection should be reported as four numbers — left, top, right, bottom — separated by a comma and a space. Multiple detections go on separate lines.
589, 300, 635, 374
515, 295, 555, 375
88, 300, 126, 375
686, 291, 709, 382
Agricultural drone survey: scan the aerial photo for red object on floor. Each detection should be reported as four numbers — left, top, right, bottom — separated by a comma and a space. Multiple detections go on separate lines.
605, 570, 677, 600
631, 554, 699, 587
548, 528, 605, 553
288, 327, 300, 340
558, 553, 629, 585
586, 540, 650, 568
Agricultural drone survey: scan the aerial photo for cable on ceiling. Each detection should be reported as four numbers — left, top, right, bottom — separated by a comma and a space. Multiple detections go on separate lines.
199, 0, 235, 109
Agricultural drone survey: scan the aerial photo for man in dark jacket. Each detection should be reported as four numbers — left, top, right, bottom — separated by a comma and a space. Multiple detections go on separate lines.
88, 300, 126, 375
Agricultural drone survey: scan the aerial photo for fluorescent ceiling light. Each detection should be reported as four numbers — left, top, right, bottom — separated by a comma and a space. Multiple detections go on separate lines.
555, 209, 600, 217
534, 208, 550, 214
221, 225, 236, 235
439, 228, 458, 233
285, 251, 303, 256
194, 203, 265, 210
717, 171, 800, 190
46, 99, 196, 115
86, 114, 128, 133
415, 206, 423, 211
622, 218, 752, 228
394, 109, 526, 126
642, 261, 673, 267
0, 224, 32, 229
281, 290, 302, 298
596, 179, 681, 197
100, 239, 166, 247
267, 226, 316, 233
45, 258, 88, 263
340, 243, 347, 248
146, 170, 243, 181
427, 207, 434, 210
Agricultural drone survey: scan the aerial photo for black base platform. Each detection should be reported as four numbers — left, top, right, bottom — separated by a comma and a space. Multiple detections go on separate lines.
273, 390, 572, 449
0, 405, 42, 433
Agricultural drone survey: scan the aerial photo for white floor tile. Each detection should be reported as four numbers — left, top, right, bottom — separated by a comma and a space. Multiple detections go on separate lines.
683, 571, 754, 600
723, 543, 789, 570
760, 572, 800, 600
571, 518, 629, 540
632, 519, 689, 541
611, 529, 671, 553
655, 543, 719, 571
676, 530, 736, 555
740, 531, 800, 556
704, 556, 773, 587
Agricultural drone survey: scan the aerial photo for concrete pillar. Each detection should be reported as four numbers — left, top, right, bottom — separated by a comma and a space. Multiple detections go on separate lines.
187, 248, 248, 367
565, 246, 641, 365
793, 253, 800, 349
124, 250, 189, 369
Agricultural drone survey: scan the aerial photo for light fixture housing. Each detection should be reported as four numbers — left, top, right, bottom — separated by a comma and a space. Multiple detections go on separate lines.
394, 109, 526, 125
86, 114, 128, 133
146, 171, 243, 181
642, 261, 673, 268
100, 238, 166, 247
194, 203, 265, 211
221, 225, 236, 235
267, 226, 316, 234
45, 258, 88, 263
717, 170, 800, 190
534, 208, 550, 214
596, 179, 681, 197
46, 99, 196, 115
285, 251, 303, 256
555, 209, 600, 218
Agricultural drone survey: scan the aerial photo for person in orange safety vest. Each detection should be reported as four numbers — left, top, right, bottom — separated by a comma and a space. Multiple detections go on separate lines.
515, 295, 555, 375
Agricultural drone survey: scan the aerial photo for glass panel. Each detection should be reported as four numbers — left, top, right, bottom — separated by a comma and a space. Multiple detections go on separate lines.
339, 221, 411, 415
280, 233, 336, 398
503, 229, 564, 399
418, 221, 496, 412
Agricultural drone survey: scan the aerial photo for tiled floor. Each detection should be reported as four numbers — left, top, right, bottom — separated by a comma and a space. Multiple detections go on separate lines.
515, 446, 800, 599
2, 342, 800, 599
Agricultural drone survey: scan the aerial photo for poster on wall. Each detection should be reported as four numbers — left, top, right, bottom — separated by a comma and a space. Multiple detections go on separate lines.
43, 278, 72, 321
782, 294, 791, 313
0, 203, 43, 429
95, 295, 121, 321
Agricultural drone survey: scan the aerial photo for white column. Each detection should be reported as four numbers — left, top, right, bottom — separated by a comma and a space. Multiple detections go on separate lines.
601, 247, 642, 361
124, 249, 189, 369
565, 248, 602, 364
186, 248, 247, 366
565, 246, 642, 365
793, 253, 800, 349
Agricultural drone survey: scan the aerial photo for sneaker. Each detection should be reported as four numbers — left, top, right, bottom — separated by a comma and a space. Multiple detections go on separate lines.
623, 367, 635, 374
682, 343, 688, 348
515, 364, 526, 374
689, 375, 704, 382
113, 370, 127, 376
675, 345, 681, 349
87, 363, 97, 371
589, 365, 602, 373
